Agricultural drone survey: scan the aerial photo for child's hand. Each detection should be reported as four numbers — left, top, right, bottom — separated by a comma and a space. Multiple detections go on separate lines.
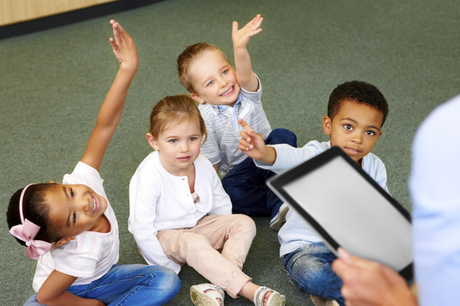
109, 20, 138, 72
232, 14, 263, 50
238, 118, 267, 159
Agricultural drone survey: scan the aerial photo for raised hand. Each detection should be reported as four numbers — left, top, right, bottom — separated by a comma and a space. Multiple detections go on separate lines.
232, 14, 263, 50
109, 20, 138, 72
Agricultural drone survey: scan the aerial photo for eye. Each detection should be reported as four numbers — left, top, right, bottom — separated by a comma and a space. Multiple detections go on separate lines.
73, 212, 76, 224
70, 188, 74, 198
366, 130, 376, 136
344, 124, 353, 130
222, 69, 228, 75
207, 80, 214, 86
169, 139, 178, 143
189, 137, 197, 141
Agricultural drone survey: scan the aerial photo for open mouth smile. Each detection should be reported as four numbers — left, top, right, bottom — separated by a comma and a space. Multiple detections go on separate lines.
92, 195, 98, 215
220, 86, 234, 96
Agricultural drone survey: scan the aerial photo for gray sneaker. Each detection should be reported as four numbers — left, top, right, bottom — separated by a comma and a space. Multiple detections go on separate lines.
269, 203, 289, 230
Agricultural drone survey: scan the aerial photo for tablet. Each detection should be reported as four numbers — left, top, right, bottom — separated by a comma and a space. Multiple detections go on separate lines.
267, 146, 413, 282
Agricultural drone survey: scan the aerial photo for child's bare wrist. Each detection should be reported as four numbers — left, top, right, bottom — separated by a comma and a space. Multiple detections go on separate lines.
260, 146, 276, 165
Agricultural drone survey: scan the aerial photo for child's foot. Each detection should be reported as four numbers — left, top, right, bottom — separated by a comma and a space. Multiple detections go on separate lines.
190, 283, 225, 306
269, 203, 289, 230
310, 295, 340, 306
254, 286, 286, 306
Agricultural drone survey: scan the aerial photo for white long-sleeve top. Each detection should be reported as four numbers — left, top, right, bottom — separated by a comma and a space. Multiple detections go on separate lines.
256, 141, 389, 257
128, 152, 232, 273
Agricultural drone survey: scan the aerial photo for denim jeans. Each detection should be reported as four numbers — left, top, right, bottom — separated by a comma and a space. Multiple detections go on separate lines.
24, 264, 181, 306
222, 128, 297, 217
282, 242, 345, 306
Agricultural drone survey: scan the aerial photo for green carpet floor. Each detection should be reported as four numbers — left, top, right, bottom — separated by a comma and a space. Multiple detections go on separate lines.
1, 0, 459, 305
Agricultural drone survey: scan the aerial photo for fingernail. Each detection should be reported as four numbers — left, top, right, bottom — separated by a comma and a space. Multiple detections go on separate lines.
338, 248, 349, 260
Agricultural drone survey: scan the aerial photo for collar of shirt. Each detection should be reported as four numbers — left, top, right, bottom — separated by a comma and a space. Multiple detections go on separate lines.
214, 94, 242, 133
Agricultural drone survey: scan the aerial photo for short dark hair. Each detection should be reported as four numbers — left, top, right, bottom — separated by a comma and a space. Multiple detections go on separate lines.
328, 81, 389, 127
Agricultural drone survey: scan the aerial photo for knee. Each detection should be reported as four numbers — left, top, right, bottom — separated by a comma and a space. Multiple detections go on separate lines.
289, 255, 338, 293
235, 215, 256, 238
145, 266, 181, 295
266, 128, 297, 146
146, 266, 181, 304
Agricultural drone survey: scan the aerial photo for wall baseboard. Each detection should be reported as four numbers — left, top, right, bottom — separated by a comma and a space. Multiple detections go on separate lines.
0, 0, 163, 40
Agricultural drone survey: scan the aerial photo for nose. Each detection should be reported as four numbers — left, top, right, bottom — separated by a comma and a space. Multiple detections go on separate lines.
76, 193, 92, 213
351, 132, 363, 144
219, 76, 228, 88
179, 142, 189, 153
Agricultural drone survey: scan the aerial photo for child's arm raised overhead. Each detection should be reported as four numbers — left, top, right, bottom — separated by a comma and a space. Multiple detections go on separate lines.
80, 20, 138, 172
36, 20, 137, 306
232, 14, 263, 92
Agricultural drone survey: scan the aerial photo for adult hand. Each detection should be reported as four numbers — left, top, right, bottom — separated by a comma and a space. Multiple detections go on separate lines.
332, 248, 417, 306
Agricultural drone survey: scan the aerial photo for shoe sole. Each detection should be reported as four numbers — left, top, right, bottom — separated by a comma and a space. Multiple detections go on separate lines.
190, 286, 221, 306
270, 204, 289, 230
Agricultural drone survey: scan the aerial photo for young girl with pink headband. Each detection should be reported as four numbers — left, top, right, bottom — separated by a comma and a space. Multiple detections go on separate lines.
6, 20, 180, 306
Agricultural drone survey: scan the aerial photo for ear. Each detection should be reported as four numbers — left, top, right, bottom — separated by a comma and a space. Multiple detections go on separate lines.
54, 236, 75, 246
146, 133, 159, 151
191, 93, 205, 104
322, 115, 332, 136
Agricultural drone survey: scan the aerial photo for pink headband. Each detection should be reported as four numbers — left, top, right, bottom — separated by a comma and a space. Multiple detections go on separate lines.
9, 183, 52, 260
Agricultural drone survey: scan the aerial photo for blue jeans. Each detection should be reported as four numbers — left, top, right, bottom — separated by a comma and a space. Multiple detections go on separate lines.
24, 264, 181, 306
282, 242, 345, 306
222, 128, 297, 217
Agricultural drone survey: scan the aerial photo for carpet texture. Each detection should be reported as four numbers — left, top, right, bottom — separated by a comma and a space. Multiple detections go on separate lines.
1, 0, 459, 305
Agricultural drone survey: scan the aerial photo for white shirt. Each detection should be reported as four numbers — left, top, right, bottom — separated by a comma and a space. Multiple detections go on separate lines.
410, 95, 460, 306
128, 152, 232, 273
33, 162, 119, 292
199, 75, 271, 173
256, 141, 389, 257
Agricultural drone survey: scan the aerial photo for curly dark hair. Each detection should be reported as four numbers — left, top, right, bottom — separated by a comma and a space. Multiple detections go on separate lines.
328, 81, 388, 127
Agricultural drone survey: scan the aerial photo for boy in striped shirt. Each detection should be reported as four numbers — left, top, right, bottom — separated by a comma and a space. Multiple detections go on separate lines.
177, 14, 296, 228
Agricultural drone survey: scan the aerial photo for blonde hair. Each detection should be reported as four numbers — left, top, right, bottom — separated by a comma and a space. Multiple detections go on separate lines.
177, 42, 231, 93
149, 95, 207, 143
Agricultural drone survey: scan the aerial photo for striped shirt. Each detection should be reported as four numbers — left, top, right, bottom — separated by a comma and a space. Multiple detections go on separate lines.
199, 75, 271, 173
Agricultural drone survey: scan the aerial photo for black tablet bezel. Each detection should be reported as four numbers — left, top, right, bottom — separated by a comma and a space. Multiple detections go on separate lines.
267, 146, 414, 283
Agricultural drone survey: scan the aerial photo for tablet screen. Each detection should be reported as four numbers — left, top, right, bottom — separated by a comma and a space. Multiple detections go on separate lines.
268, 147, 413, 281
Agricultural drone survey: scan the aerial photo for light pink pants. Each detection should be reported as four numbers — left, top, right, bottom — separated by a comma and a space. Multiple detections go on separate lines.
157, 214, 256, 298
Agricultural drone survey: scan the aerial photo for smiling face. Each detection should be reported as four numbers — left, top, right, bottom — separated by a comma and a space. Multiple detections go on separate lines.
323, 99, 383, 165
189, 50, 240, 107
45, 183, 108, 243
148, 118, 203, 177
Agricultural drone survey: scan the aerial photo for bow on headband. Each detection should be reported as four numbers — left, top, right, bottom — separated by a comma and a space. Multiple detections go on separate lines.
9, 184, 52, 260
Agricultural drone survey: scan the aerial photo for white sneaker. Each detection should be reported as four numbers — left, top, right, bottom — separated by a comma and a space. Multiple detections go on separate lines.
269, 203, 289, 230
310, 295, 340, 306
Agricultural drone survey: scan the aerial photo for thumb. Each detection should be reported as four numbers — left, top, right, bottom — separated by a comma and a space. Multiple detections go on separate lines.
232, 21, 238, 34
